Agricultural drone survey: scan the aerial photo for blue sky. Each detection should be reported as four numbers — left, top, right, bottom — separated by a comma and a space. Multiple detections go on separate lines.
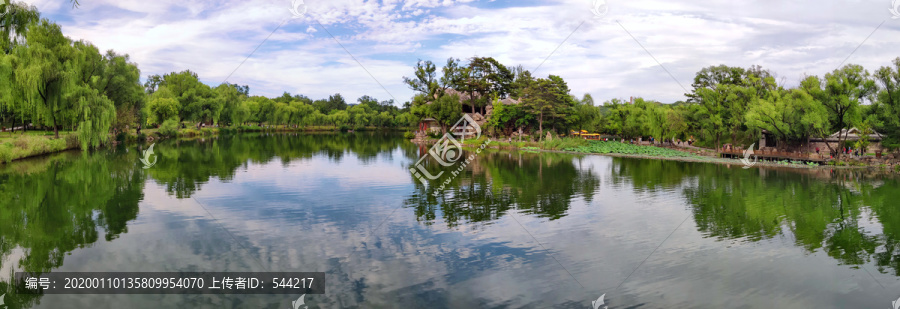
24, 0, 900, 105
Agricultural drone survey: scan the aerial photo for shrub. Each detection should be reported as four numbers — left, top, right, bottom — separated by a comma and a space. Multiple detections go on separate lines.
403, 131, 416, 140
12, 137, 28, 148
136, 133, 147, 143
178, 128, 198, 137
428, 130, 442, 139
543, 137, 589, 150
0, 144, 13, 163
115, 132, 127, 142
158, 118, 180, 138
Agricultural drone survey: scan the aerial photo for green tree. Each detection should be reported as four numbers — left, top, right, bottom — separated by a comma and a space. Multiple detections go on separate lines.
104, 52, 144, 132
215, 83, 244, 126
144, 86, 180, 125
0, 1, 40, 54
466, 56, 514, 114
430, 93, 462, 133
328, 110, 350, 127
162, 70, 220, 125
746, 88, 828, 145
870, 58, 900, 150
403, 59, 441, 98
521, 75, 575, 139
12, 19, 79, 138
802, 65, 876, 156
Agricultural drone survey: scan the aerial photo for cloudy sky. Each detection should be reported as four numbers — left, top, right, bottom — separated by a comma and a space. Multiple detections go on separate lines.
23, 0, 900, 104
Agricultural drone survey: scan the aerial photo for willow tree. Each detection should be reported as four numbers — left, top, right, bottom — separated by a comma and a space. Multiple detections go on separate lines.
215, 83, 243, 126
0, 1, 40, 54
802, 65, 876, 157
72, 86, 114, 149
746, 88, 829, 146
0, 2, 39, 129
7, 19, 80, 138
5, 19, 114, 146
871, 58, 900, 150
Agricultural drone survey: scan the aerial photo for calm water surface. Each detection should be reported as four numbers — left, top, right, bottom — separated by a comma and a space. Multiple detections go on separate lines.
1, 133, 900, 308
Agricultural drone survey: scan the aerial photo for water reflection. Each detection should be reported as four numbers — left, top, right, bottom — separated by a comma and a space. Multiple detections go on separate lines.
148, 133, 409, 198
0, 150, 145, 307
1, 133, 900, 308
406, 150, 601, 226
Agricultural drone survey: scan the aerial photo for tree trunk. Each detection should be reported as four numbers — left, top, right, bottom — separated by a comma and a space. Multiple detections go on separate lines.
715, 133, 720, 151
538, 112, 544, 142
806, 135, 811, 157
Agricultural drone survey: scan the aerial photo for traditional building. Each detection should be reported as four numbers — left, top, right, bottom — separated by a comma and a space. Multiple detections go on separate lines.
809, 128, 885, 153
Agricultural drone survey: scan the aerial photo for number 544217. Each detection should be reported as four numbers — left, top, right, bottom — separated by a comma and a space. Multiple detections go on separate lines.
272, 278, 313, 289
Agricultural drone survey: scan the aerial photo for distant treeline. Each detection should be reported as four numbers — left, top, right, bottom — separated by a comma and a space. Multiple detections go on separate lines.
588, 63, 900, 155
3, 1, 899, 156
407, 57, 900, 156
0, 2, 419, 151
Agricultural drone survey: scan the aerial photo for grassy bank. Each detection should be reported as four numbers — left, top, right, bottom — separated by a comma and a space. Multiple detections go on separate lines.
0, 133, 80, 163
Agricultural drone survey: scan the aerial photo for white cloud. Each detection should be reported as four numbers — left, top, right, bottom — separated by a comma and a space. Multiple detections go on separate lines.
27, 0, 900, 104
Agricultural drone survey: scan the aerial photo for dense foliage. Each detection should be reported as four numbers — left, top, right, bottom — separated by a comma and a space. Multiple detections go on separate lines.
573, 63, 900, 157
0, 3, 416, 152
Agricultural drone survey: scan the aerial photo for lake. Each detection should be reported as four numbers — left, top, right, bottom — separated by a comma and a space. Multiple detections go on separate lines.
1, 132, 899, 308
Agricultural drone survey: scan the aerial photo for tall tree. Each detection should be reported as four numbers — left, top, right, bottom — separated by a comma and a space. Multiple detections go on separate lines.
521, 75, 575, 139
143, 74, 163, 94
144, 86, 180, 125
403, 59, 440, 99
871, 58, 900, 150
803, 65, 876, 156
215, 83, 242, 126
162, 70, 220, 125
746, 88, 828, 145
686, 65, 746, 103
13, 19, 79, 138
0, 1, 40, 54
467, 56, 514, 114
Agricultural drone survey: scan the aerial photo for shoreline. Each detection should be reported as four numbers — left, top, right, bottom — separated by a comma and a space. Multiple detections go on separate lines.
452, 138, 900, 173
0, 126, 409, 164
4, 131, 896, 174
